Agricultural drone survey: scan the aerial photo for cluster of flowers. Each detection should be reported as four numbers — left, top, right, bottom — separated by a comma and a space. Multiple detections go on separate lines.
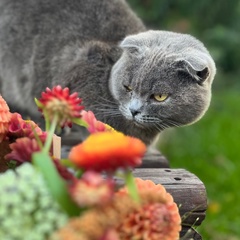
0, 86, 181, 240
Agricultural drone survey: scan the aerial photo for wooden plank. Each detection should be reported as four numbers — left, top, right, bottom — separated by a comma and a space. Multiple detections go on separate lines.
140, 151, 170, 168
180, 227, 202, 240
53, 135, 61, 159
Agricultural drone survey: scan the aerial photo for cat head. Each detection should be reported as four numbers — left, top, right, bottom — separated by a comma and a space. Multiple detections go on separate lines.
109, 30, 216, 131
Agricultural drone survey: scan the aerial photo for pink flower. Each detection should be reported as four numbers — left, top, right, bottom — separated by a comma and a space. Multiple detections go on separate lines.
69, 171, 114, 207
81, 110, 107, 133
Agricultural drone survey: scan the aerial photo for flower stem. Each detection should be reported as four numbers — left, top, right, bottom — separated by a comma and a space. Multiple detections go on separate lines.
44, 110, 50, 132
43, 114, 58, 154
124, 170, 140, 203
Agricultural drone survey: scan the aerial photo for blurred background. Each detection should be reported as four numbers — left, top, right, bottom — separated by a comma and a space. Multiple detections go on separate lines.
128, 0, 240, 239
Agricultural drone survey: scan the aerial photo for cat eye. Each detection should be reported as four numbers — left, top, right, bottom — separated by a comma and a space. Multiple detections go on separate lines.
124, 85, 132, 92
152, 94, 168, 102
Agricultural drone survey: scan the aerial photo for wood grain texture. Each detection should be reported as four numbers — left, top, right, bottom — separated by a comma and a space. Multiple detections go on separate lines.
139, 150, 170, 168
180, 227, 202, 240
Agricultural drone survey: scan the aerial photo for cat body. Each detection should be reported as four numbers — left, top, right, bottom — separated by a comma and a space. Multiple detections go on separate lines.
0, 0, 216, 145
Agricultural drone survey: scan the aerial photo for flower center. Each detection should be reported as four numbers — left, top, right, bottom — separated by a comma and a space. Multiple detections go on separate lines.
46, 99, 72, 117
118, 203, 178, 239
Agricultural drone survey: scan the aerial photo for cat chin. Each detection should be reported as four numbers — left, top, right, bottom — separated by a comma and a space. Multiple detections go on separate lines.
126, 118, 147, 130
124, 115, 150, 129
132, 121, 147, 129
121, 113, 143, 127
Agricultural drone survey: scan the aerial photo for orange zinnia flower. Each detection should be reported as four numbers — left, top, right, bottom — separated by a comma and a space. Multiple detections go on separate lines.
116, 178, 181, 240
69, 132, 146, 172
0, 95, 12, 142
37, 85, 84, 128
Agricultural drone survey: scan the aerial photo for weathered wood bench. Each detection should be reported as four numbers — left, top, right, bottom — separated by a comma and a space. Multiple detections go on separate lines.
62, 146, 207, 239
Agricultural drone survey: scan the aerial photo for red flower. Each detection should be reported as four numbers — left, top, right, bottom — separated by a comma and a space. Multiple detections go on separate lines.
53, 158, 76, 181
69, 131, 146, 172
69, 171, 114, 207
0, 95, 12, 142
8, 113, 43, 140
5, 137, 74, 180
5, 137, 42, 163
37, 85, 84, 128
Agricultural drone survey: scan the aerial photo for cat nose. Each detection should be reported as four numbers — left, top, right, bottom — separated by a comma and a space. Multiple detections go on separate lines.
128, 99, 142, 117
130, 108, 141, 117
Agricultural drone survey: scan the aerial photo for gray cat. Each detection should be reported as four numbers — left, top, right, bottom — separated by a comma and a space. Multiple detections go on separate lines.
0, 0, 216, 145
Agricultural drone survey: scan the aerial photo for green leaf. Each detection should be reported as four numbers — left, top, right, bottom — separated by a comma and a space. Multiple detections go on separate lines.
32, 152, 81, 216
60, 158, 77, 168
72, 118, 89, 128
34, 98, 44, 108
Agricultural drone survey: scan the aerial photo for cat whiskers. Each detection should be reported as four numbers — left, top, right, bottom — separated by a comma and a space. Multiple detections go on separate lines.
139, 116, 180, 131
136, 116, 164, 131
95, 109, 122, 117
153, 119, 181, 131
165, 119, 181, 128
153, 122, 168, 131
98, 96, 118, 105
89, 96, 122, 118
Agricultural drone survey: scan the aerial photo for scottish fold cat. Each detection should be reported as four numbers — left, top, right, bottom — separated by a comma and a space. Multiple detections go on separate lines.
0, 0, 216, 145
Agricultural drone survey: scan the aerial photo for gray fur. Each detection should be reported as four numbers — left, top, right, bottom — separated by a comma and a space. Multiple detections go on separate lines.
0, 0, 216, 145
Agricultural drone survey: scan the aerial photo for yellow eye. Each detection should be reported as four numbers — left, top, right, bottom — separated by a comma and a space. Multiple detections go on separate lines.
124, 85, 132, 92
153, 94, 168, 102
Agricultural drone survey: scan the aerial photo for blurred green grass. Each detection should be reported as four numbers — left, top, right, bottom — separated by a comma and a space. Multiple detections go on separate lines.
159, 89, 240, 239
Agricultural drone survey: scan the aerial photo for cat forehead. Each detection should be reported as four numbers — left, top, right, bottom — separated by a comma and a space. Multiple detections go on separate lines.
130, 66, 177, 91
121, 30, 206, 53
121, 30, 216, 78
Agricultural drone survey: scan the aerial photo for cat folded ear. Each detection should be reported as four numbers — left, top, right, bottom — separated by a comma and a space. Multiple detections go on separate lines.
120, 36, 144, 55
175, 52, 215, 84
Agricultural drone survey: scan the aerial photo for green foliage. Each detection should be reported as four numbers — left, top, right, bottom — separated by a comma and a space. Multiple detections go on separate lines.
127, 0, 240, 238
